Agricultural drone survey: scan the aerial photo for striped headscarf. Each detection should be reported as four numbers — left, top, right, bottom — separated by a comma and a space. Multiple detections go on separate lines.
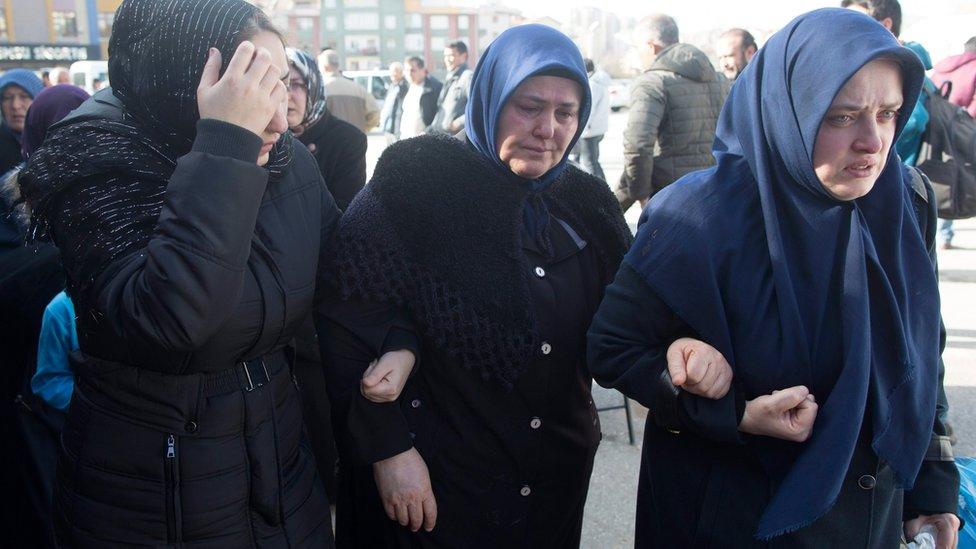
286, 48, 328, 131
20, 0, 292, 298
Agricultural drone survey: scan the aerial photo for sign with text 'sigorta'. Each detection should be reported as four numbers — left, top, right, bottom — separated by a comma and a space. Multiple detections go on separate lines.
0, 44, 101, 63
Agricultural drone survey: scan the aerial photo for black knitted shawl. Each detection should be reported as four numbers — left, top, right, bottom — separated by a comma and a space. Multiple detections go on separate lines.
333, 133, 632, 387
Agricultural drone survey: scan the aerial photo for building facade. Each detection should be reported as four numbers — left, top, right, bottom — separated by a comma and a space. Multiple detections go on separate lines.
0, 0, 121, 69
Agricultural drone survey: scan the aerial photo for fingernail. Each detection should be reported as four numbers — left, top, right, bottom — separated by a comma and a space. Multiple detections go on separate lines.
208, 47, 217, 58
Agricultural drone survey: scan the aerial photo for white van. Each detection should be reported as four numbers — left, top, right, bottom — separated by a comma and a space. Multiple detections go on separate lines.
343, 70, 390, 102
69, 60, 109, 94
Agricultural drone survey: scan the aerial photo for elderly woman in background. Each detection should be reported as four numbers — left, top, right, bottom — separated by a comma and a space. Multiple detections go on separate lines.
286, 47, 367, 211
587, 8, 960, 548
19, 0, 338, 545
323, 24, 631, 548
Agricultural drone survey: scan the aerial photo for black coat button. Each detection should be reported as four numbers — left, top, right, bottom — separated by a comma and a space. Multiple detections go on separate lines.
857, 474, 876, 490
185, 421, 199, 434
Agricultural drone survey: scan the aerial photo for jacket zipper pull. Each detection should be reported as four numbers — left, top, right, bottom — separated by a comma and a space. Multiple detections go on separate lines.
166, 434, 175, 458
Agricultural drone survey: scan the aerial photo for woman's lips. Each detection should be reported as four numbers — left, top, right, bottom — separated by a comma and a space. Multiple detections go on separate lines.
844, 161, 875, 178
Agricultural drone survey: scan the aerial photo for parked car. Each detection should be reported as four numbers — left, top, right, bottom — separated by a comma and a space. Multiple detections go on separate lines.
344, 70, 390, 102
608, 79, 631, 111
69, 61, 109, 94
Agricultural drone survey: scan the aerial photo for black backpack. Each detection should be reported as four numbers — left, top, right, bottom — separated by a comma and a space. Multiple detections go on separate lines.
916, 81, 976, 219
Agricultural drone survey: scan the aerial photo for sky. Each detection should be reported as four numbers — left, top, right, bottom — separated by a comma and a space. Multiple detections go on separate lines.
502, 0, 976, 63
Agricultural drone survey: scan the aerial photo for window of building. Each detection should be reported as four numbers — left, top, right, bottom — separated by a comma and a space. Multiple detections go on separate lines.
385, 37, 397, 50
384, 15, 397, 30
296, 17, 315, 31
404, 33, 424, 52
97, 12, 114, 38
406, 14, 422, 29
344, 12, 379, 31
325, 16, 338, 31
323, 0, 336, 8
0, 9, 8, 41
344, 34, 379, 55
429, 15, 449, 30
345, 0, 378, 6
458, 15, 469, 31
430, 36, 446, 51
53, 11, 79, 39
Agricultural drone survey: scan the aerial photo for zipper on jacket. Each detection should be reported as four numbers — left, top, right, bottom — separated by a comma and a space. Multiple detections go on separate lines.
164, 434, 183, 542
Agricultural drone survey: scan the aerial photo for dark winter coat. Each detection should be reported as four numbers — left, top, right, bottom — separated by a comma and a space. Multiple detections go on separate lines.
322, 134, 632, 548
299, 111, 367, 211
41, 100, 339, 546
587, 173, 959, 547
615, 43, 727, 209
0, 125, 21, 176
429, 63, 472, 133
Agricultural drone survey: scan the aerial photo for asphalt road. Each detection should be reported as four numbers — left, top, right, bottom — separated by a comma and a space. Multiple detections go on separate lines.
364, 111, 976, 547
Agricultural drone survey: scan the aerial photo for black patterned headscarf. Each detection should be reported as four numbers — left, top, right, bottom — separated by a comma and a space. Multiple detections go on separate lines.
286, 47, 327, 131
20, 0, 292, 298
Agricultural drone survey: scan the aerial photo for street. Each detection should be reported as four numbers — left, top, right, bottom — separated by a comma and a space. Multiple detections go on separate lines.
365, 111, 976, 547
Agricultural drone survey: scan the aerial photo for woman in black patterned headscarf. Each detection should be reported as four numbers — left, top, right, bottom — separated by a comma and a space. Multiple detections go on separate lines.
20, 0, 339, 546
286, 47, 367, 210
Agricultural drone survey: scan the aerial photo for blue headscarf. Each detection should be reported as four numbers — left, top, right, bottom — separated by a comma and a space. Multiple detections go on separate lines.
626, 8, 936, 539
0, 69, 44, 138
465, 24, 590, 249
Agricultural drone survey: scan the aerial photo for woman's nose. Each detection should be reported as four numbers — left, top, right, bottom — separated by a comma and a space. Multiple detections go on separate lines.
268, 101, 289, 134
533, 113, 556, 140
853, 120, 883, 154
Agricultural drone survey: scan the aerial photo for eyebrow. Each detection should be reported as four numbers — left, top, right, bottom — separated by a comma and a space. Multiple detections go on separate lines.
828, 101, 903, 111
516, 94, 579, 109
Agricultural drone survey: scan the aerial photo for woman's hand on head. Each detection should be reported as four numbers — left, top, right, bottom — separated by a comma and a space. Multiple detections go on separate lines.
739, 386, 818, 442
666, 338, 733, 399
361, 349, 416, 403
197, 41, 288, 137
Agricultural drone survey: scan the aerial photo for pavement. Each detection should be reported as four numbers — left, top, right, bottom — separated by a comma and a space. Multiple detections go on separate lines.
364, 111, 976, 548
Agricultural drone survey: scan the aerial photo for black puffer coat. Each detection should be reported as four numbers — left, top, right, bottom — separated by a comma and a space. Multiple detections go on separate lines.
37, 99, 339, 547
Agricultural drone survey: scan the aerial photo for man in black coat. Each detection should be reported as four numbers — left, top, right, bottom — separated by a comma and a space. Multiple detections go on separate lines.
398, 56, 441, 140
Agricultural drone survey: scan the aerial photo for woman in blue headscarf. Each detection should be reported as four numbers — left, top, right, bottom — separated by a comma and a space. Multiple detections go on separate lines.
588, 8, 960, 548
324, 24, 631, 548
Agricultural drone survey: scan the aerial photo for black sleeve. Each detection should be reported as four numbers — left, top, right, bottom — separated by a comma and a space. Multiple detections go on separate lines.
904, 177, 961, 523
326, 128, 367, 211
317, 295, 422, 465
86, 119, 266, 363
587, 262, 745, 444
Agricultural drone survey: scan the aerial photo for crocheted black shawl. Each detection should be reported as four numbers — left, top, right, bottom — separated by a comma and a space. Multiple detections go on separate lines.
333, 133, 632, 388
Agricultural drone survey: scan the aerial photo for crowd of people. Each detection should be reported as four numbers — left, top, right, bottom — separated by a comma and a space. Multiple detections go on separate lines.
0, 0, 973, 547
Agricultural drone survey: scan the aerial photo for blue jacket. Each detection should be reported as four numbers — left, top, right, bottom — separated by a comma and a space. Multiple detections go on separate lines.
31, 291, 78, 411
898, 41, 935, 166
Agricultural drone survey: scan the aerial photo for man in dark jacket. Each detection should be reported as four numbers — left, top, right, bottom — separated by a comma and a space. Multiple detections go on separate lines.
399, 56, 441, 140
380, 61, 409, 144
428, 41, 472, 134
616, 14, 727, 211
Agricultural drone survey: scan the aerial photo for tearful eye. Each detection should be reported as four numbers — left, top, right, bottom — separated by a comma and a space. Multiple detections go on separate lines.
828, 114, 853, 126
879, 109, 899, 121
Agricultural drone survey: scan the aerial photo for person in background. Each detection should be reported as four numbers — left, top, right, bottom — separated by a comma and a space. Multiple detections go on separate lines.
428, 40, 473, 134
399, 56, 441, 140
380, 61, 408, 145
48, 67, 70, 86
929, 36, 976, 250
41, 71, 51, 88
716, 28, 757, 81
32, 291, 77, 411
0, 70, 43, 175
319, 48, 380, 133
285, 46, 365, 502
288, 47, 367, 211
1, 81, 89, 549
573, 58, 610, 181
588, 8, 959, 547
323, 23, 630, 548
616, 14, 727, 212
